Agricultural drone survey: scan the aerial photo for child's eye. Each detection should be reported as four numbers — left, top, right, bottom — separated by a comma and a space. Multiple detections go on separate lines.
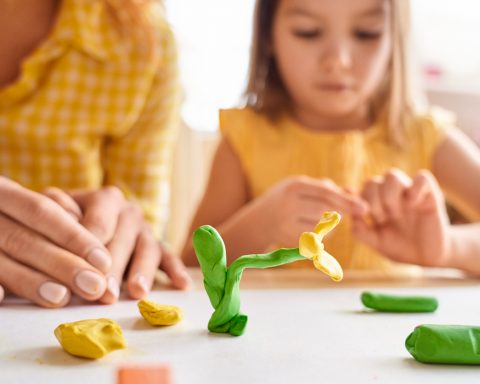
354, 30, 382, 40
293, 29, 322, 39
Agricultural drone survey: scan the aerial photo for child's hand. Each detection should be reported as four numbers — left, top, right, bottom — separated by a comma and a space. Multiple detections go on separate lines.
257, 176, 367, 247
352, 169, 451, 267
47, 187, 191, 303
0, 177, 110, 308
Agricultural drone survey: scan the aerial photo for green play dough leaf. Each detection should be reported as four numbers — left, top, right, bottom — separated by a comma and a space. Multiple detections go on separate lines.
406, 324, 480, 364
361, 291, 438, 313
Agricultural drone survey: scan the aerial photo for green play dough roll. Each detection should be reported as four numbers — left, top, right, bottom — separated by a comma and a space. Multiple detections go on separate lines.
361, 291, 438, 313
406, 324, 480, 364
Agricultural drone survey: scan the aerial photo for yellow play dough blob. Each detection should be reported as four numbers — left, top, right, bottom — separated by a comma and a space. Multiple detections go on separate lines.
138, 299, 183, 326
54, 318, 127, 359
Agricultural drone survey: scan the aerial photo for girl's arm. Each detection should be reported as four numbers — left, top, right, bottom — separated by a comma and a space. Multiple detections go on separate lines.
433, 128, 480, 275
182, 136, 367, 265
181, 137, 272, 265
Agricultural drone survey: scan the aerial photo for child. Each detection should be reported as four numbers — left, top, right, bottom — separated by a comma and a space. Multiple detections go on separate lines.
0, 0, 190, 307
182, 0, 480, 276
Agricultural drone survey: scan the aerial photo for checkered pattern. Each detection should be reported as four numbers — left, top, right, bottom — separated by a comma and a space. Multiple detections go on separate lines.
0, 0, 181, 238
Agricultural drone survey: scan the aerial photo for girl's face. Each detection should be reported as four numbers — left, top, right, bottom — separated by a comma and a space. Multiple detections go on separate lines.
272, 0, 392, 125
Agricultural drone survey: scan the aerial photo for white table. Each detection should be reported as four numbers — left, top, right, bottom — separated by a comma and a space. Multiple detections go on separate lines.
1, 268, 480, 384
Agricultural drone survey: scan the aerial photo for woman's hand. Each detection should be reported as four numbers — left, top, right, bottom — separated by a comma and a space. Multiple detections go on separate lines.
352, 169, 451, 267
0, 177, 111, 308
255, 176, 367, 247
46, 186, 191, 304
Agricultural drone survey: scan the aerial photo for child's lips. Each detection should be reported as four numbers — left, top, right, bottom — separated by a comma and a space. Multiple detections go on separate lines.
316, 82, 353, 92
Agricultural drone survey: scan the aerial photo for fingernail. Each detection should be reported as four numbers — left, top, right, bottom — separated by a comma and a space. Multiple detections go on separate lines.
75, 270, 106, 296
39, 282, 68, 304
107, 276, 119, 299
87, 249, 112, 271
135, 274, 149, 294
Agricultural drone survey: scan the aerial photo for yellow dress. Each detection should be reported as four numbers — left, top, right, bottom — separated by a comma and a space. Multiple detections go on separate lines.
0, 0, 180, 237
220, 107, 452, 271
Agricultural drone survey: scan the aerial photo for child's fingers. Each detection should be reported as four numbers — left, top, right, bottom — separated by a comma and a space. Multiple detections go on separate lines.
351, 216, 379, 249
0, 251, 71, 308
42, 187, 82, 221
300, 178, 367, 215
71, 186, 126, 245
362, 177, 387, 225
379, 170, 411, 220
99, 203, 143, 304
0, 215, 107, 301
126, 227, 161, 300
0, 178, 112, 273
406, 170, 443, 211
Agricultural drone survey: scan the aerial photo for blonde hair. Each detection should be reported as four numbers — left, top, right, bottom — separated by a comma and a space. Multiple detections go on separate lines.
244, 0, 417, 147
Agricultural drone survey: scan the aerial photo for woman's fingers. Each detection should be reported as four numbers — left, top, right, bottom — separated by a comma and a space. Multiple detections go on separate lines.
0, 214, 107, 301
98, 203, 144, 304
126, 226, 162, 300
0, 284, 4, 304
0, 251, 71, 308
158, 243, 192, 290
42, 187, 82, 220
71, 186, 125, 245
0, 178, 111, 273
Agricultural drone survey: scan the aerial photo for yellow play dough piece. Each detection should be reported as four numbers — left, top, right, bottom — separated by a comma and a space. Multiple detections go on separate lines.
54, 318, 127, 359
299, 211, 343, 282
138, 299, 183, 326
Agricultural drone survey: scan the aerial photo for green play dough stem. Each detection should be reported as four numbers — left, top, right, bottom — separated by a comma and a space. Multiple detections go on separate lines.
406, 324, 480, 364
361, 291, 438, 313
193, 225, 305, 336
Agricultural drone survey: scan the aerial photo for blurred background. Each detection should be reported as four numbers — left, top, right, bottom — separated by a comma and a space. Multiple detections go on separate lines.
164, 0, 480, 250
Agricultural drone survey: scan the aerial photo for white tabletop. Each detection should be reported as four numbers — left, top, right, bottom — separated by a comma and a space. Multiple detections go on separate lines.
1, 268, 480, 384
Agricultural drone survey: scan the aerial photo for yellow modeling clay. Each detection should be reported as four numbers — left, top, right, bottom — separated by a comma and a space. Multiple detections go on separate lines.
54, 318, 126, 359
138, 299, 183, 326
299, 211, 343, 281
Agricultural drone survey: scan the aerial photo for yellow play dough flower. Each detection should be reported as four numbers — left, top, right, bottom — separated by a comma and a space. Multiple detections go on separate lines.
299, 211, 343, 282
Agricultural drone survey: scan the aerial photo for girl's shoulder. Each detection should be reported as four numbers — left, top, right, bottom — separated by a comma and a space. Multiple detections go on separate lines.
409, 106, 456, 134
404, 106, 457, 147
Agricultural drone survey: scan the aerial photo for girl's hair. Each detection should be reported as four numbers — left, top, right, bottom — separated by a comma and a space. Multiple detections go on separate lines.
104, 0, 165, 52
244, 0, 417, 147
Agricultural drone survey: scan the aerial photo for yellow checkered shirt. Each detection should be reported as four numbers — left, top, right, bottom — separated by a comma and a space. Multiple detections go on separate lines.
0, 0, 181, 238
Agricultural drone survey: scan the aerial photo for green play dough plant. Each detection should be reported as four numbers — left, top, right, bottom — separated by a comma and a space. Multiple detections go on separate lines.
193, 225, 306, 336
406, 324, 480, 364
361, 291, 438, 313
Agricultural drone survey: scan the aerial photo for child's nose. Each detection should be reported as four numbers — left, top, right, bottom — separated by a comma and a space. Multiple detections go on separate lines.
320, 41, 352, 72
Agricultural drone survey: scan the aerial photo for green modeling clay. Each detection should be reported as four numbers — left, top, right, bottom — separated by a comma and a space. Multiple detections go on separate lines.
406, 324, 480, 364
361, 291, 438, 313
193, 212, 343, 336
